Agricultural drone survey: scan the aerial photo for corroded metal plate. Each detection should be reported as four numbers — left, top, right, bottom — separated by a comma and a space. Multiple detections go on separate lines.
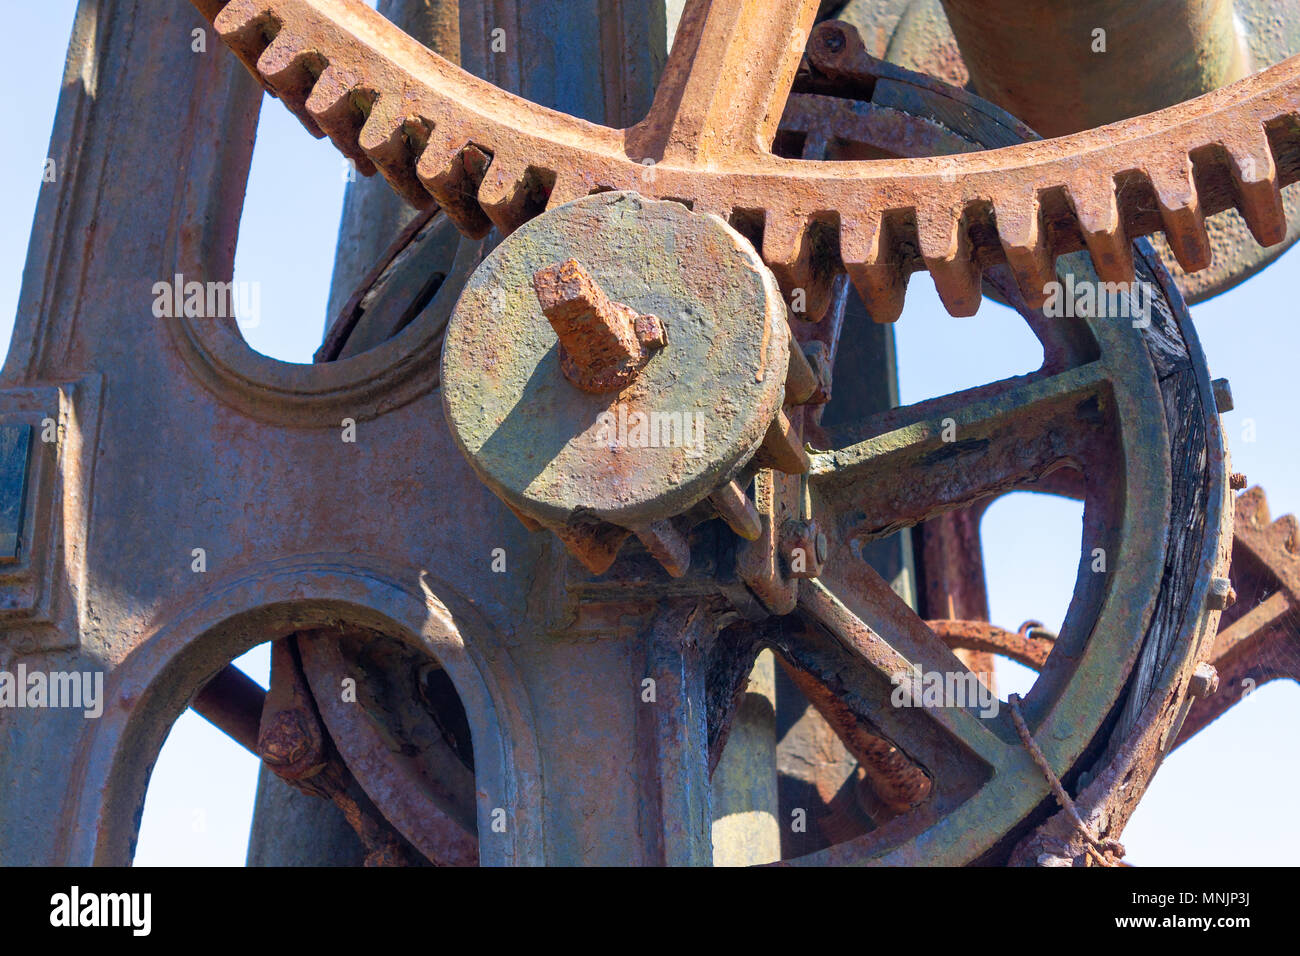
442, 190, 789, 529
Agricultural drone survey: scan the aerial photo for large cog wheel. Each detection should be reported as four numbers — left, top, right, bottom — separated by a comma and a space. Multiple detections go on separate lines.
195, 0, 1300, 322
194, 0, 1243, 865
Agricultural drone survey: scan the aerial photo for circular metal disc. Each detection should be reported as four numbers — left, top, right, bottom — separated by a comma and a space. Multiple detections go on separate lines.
442, 191, 789, 528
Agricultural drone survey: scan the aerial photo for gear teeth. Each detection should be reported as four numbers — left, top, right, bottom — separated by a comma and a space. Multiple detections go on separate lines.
995, 191, 1055, 308
1225, 127, 1288, 246
475, 154, 530, 232
544, 171, 591, 211
358, 99, 435, 209
1239, 485, 1272, 527
1148, 157, 1213, 272
476, 155, 552, 234
552, 519, 631, 575
416, 130, 494, 238
1237, 486, 1300, 556
842, 213, 907, 323
255, 34, 326, 138
763, 214, 836, 322
302, 66, 376, 176
211, 0, 279, 85
1070, 176, 1136, 285
634, 520, 692, 578
917, 202, 982, 317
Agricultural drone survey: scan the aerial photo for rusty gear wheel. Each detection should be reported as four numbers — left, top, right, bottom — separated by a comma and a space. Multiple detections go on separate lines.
192, 0, 1252, 865
196, 0, 1300, 322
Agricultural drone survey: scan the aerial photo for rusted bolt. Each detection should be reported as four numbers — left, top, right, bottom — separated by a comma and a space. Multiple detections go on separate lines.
1206, 576, 1236, 610
820, 25, 846, 54
1211, 377, 1234, 413
1188, 662, 1219, 699
1230, 472, 1247, 490
258, 710, 314, 768
634, 313, 667, 349
781, 518, 827, 579
533, 258, 665, 393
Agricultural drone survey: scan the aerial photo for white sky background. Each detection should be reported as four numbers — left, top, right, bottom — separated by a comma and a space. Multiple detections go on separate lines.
1, 1, 1296, 867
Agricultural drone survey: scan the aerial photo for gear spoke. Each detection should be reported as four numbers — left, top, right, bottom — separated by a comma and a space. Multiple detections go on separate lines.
630, 0, 821, 165
782, 579, 1008, 781
812, 362, 1109, 540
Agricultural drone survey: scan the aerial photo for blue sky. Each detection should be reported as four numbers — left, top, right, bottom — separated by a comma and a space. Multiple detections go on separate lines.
3, 2, 1296, 866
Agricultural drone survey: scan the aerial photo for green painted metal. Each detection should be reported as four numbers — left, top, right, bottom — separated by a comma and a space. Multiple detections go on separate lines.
443, 191, 789, 530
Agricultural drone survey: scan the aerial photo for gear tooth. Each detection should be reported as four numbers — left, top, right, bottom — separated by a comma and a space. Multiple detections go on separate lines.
416, 129, 494, 238
634, 520, 691, 578
1069, 176, 1135, 285
358, 100, 434, 209
552, 520, 631, 575
764, 212, 839, 322
254, 31, 308, 86
842, 212, 907, 323
414, 128, 460, 183
917, 202, 981, 317
1276, 513, 1300, 546
476, 153, 550, 234
302, 63, 352, 122
1148, 157, 1213, 272
994, 191, 1055, 308
212, 0, 273, 37
302, 66, 376, 174
763, 213, 814, 311
1239, 485, 1271, 527
212, 0, 279, 81
356, 95, 406, 155
1225, 126, 1288, 246
253, 35, 326, 137
543, 171, 590, 210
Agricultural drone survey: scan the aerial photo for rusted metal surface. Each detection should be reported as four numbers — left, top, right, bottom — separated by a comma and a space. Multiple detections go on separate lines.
1175, 487, 1300, 746
941, 0, 1251, 139
198, 1, 1300, 326
257, 637, 423, 865
533, 259, 667, 394
441, 191, 790, 575
296, 630, 479, 866
1, 0, 1263, 869
190, 664, 266, 755
928, 619, 1054, 672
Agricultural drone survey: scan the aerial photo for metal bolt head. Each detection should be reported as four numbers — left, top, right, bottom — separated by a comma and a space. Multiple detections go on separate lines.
259, 711, 313, 767
533, 258, 663, 394
1188, 662, 1219, 699
1211, 377, 1234, 413
821, 26, 846, 54
634, 313, 668, 350
781, 518, 826, 579
1206, 576, 1236, 610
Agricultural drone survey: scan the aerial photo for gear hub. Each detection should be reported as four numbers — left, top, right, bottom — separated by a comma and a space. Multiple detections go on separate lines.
441, 190, 796, 575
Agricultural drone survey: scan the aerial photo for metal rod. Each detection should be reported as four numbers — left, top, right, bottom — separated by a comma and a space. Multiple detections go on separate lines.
190, 665, 266, 756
